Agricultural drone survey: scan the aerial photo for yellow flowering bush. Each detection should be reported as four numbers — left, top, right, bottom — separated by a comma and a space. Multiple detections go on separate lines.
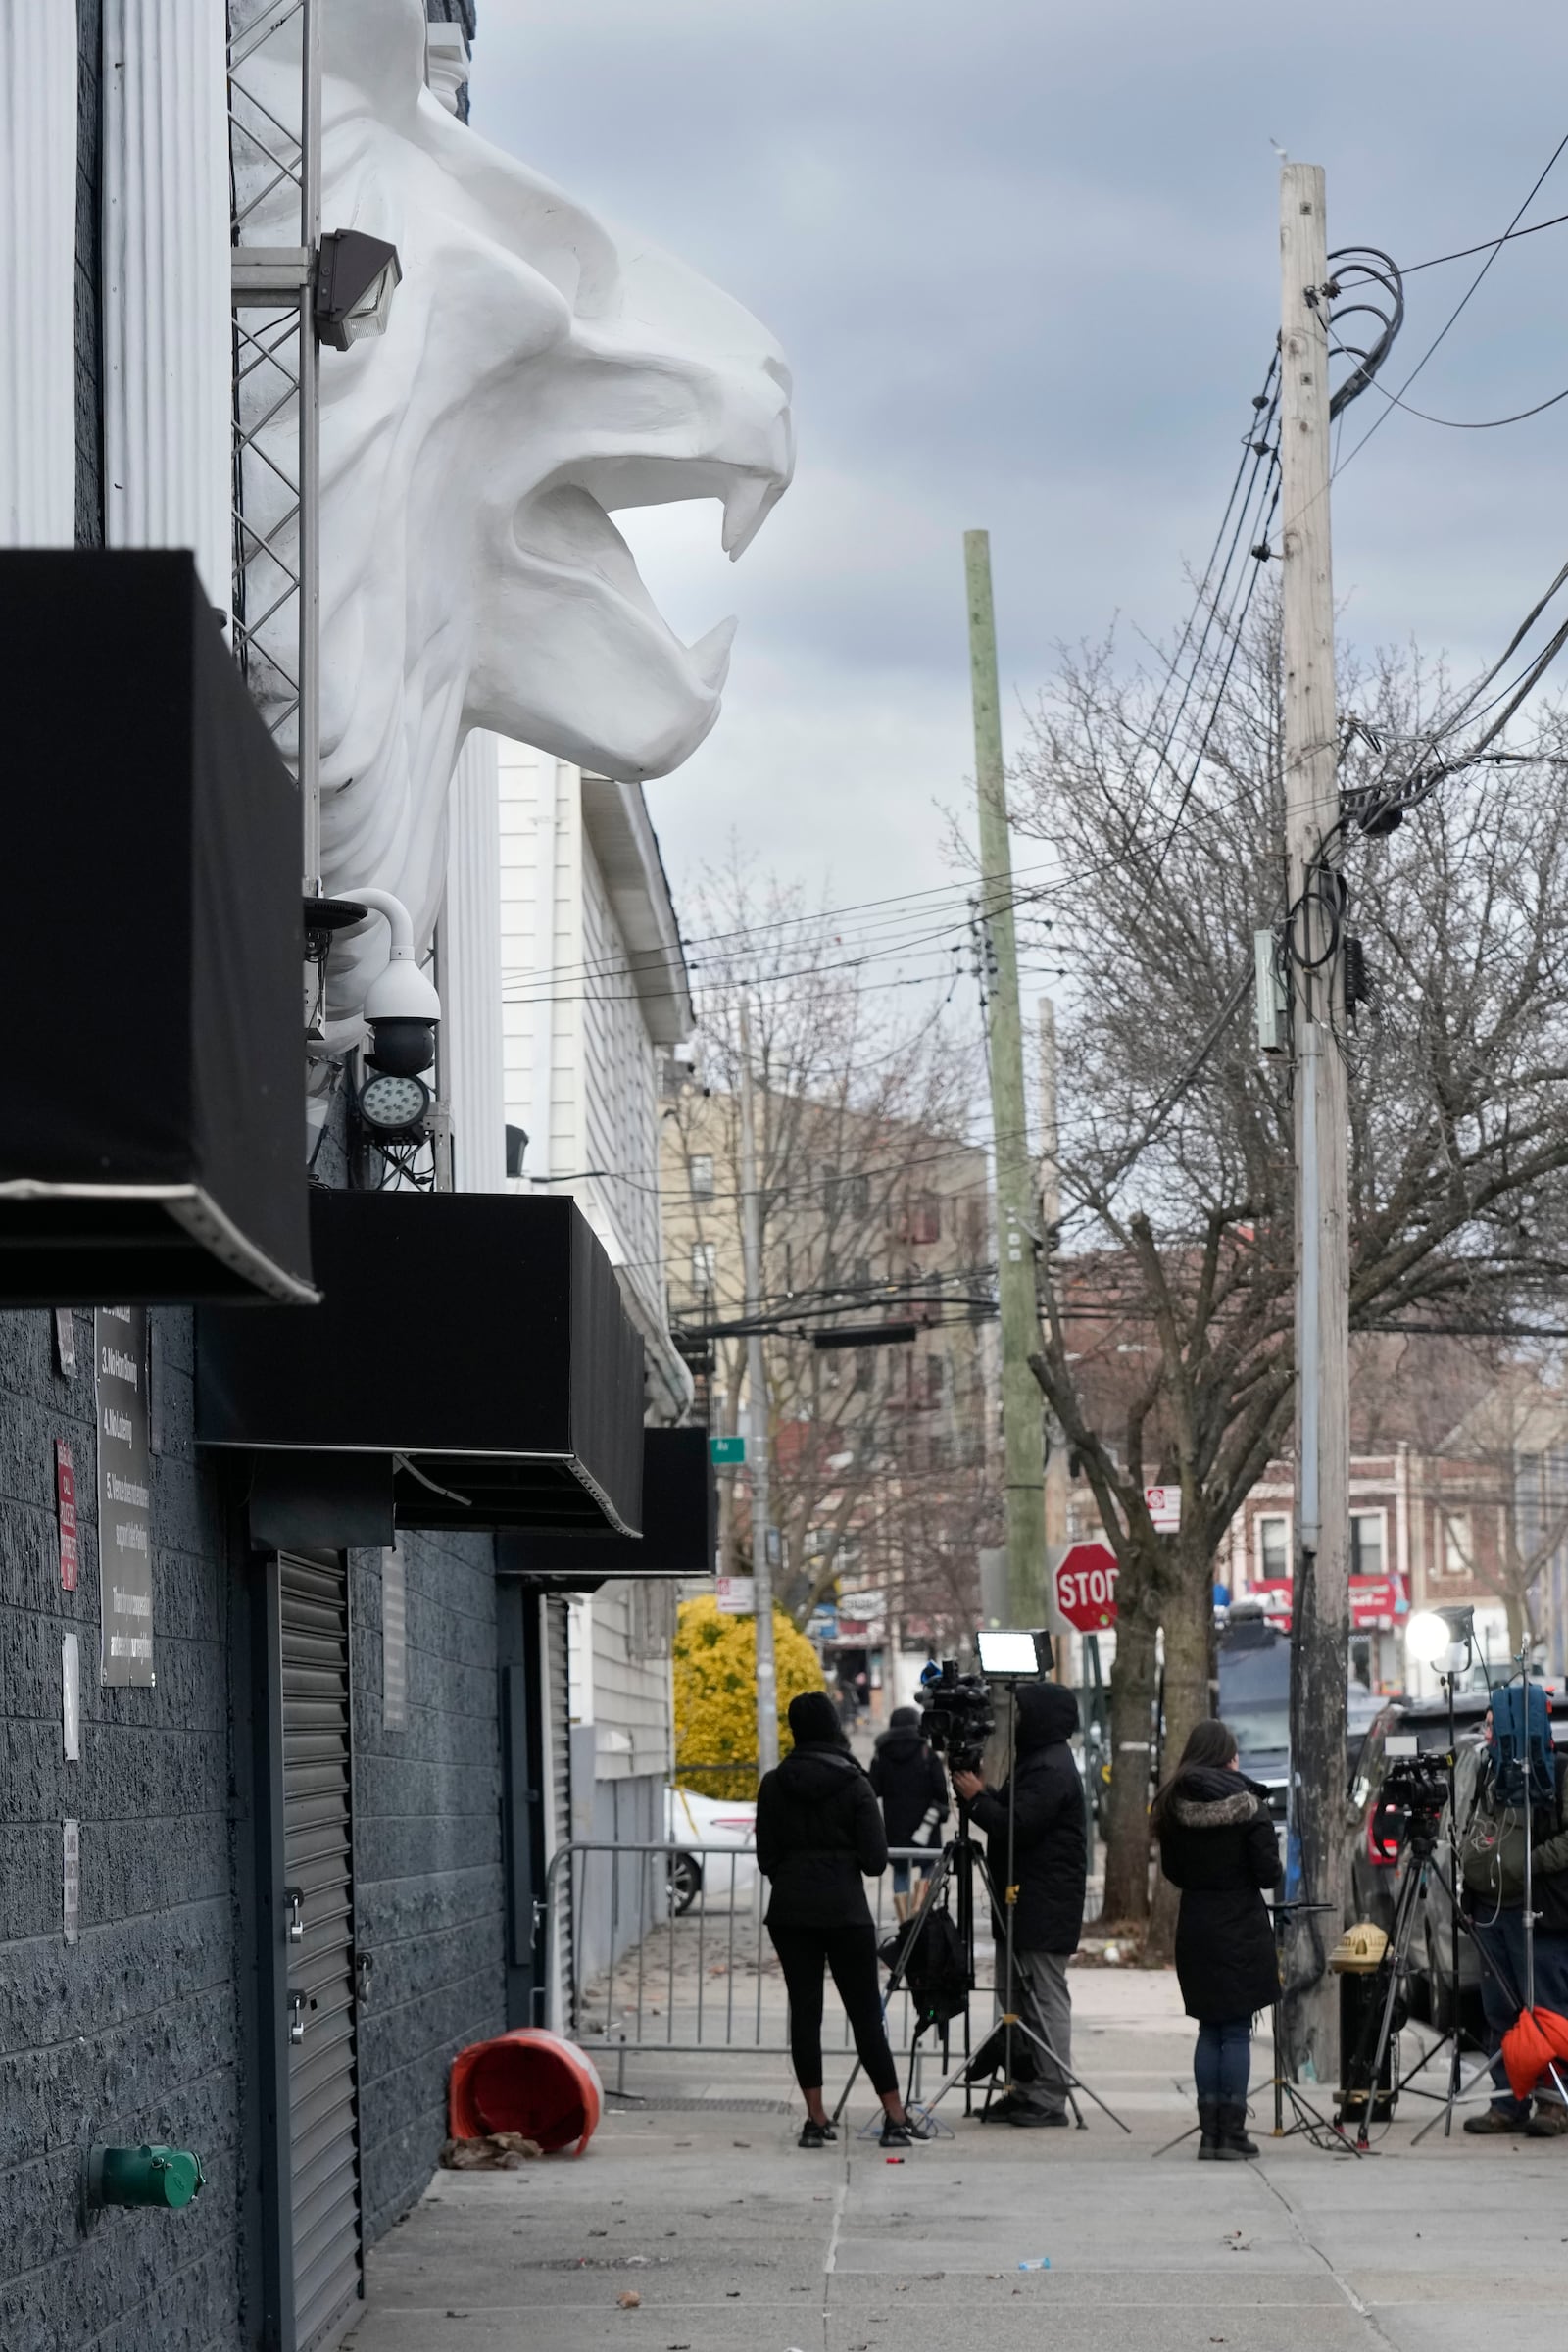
672, 1594, 825, 1799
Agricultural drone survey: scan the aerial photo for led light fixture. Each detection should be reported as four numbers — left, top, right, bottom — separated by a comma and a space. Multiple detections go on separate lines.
358, 1071, 431, 1142
315, 230, 403, 351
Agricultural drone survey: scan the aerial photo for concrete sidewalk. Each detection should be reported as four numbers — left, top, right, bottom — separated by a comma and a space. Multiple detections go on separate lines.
348, 1970, 1565, 2352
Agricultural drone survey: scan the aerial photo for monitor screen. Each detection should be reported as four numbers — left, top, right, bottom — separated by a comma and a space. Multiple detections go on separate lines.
977, 1628, 1045, 1678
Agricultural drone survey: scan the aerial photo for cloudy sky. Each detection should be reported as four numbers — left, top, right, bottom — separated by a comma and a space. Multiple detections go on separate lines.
472, 2, 1568, 937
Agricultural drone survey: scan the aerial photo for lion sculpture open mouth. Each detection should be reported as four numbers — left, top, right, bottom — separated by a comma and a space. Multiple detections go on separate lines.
237, 0, 793, 1013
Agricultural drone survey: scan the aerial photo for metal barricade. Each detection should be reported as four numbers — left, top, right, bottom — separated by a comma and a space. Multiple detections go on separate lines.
542, 1839, 995, 2082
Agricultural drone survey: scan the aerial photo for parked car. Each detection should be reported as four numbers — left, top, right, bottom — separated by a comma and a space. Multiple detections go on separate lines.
1345, 1686, 1568, 2031
663, 1785, 759, 1912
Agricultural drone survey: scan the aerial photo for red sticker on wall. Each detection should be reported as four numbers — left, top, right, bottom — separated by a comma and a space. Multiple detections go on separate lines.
56, 1440, 78, 1592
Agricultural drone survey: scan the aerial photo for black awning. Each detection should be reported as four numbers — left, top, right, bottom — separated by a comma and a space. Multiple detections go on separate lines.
497, 1427, 715, 1580
0, 550, 314, 1304
196, 1190, 644, 1535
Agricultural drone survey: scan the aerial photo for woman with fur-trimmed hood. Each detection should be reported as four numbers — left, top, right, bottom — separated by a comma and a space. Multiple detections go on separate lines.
1152, 1719, 1283, 2161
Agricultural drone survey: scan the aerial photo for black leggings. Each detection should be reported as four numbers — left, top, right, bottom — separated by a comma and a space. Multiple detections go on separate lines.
768, 1922, 900, 2097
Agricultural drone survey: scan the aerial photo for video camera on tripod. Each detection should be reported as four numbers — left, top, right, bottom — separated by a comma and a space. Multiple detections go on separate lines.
1375, 1737, 1450, 1860
917, 1660, 996, 1775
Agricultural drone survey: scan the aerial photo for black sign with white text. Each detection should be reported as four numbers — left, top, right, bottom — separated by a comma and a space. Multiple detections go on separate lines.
96, 1306, 154, 1687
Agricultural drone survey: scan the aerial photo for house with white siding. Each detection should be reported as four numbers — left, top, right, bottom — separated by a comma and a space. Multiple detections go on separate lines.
497, 742, 700, 1983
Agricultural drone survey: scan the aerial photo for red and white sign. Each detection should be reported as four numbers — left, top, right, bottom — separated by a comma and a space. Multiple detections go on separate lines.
55, 1440, 78, 1592
1244, 1573, 1407, 1635
1145, 1485, 1181, 1533
1054, 1542, 1119, 1632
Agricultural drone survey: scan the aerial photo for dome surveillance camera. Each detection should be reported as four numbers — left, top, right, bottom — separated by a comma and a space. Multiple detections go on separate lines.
347, 888, 441, 1076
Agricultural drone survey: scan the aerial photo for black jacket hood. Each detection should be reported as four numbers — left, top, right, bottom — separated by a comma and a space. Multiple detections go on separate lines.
874, 1723, 929, 1757
1015, 1682, 1080, 1752
777, 1740, 862, 1799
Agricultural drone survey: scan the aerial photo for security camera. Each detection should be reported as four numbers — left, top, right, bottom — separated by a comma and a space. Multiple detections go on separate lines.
346, 888, 440, 1076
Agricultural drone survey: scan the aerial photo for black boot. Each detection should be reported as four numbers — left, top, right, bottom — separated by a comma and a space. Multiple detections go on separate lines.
1218, 2102, 1259, 2159
1198, 2100, 1225, 2160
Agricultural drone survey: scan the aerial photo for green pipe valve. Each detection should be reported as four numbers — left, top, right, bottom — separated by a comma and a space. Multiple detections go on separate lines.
85, 2142, 205, 2212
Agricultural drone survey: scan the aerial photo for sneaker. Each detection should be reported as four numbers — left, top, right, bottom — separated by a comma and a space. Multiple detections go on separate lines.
880, 2118, 914, 2149
1007, 2107, 1069, 2129
798, 2120, 832, 2149
979, 2093, 1024, 2123
903, 2106, 937, 2141
1463, 2103, 1531, 2135
1524, 2102, 1568, 2138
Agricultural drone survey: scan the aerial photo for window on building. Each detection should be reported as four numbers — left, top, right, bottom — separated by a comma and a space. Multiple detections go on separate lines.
690, 1241, 716, 1289
895, 1191, 942, 1245
1442, 1511, 1473, 1578
923, 1354, 946, 1407
1257, 1516, 1289, 1582
1351, 1513, 1385, 1580
688, 1152, 714, 1200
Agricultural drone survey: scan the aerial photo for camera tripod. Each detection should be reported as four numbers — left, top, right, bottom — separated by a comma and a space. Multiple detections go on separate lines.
832, 1693, 1129, 2136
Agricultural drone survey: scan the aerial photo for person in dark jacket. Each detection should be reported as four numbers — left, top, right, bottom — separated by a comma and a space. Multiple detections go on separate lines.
756, 1690, 926, 2148
952, 1682, 1087, 2126
870, 1705, 950, 1919
1153, 1718, 1283, 2162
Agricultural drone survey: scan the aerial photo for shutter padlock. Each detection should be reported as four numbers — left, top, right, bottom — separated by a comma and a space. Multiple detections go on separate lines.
288, 1993, 307, 2045
285, 1886, 304, 1943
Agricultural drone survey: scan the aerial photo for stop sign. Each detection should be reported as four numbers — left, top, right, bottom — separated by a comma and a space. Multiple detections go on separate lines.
1054, 1542, 1119, 1632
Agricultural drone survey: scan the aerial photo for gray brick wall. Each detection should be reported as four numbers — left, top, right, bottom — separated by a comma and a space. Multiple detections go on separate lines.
0, 1308, 244, 2352
351, 1532, 504, 2242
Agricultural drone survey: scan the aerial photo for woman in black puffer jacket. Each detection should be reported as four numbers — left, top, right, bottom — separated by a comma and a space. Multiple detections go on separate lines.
1152, 1718, 1283, 2162
757, 1691, 924, 2149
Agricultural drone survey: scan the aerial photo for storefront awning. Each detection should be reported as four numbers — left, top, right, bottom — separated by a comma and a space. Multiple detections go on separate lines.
497, 1427, 716, 1581
0, 551, 314, 1303
196, 1191, 644, 1535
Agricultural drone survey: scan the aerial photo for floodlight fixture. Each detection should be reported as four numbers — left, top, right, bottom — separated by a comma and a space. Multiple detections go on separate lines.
358, 1072, 431, 1142
315, 230, 402, 351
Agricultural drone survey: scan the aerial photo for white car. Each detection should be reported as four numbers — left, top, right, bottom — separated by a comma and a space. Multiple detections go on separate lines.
664, 1786, 759, 1912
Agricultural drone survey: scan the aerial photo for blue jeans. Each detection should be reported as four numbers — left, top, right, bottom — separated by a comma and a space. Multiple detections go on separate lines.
1194, 2016, 1252, 2104
891, 1854, 935, 1896
1471, 1912, 1568, 2115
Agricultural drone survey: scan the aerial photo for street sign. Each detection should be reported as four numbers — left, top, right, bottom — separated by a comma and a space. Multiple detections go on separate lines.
1145, 1484, 1181, 1533
715, 1575, 756, 1615
710, 1435, 746, 1466
1054, 1541, 1119, 1632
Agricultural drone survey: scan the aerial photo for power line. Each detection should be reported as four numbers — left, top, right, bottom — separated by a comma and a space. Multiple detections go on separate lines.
1336, 128, 1568, 476
1353, 374, 1568, 431
1400, 206, 1568, 275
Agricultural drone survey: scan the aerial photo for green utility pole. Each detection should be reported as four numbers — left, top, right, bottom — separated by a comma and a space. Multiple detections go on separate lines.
964, 530, 1047, 1625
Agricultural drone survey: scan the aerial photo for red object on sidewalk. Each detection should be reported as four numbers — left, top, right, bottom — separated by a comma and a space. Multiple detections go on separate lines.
1500, 2006, 1568, 2104
448, 2029, 604, 2157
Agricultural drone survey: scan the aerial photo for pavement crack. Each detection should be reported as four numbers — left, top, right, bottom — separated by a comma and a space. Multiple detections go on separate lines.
821, 2151, 850, 2352
1255, 2165, 1396, 2348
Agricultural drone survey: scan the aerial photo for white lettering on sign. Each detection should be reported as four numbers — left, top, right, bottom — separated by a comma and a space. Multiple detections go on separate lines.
99, 1346, 139, 1387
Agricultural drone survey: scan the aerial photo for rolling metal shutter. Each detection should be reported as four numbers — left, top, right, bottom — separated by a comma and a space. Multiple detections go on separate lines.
546, 1595, 574, 2019
281, 1552, 363, 2351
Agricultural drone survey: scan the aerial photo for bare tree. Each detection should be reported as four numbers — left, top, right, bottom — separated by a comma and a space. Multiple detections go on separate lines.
662, 851, 998, 1631
1009, 594, 1568, 1935
1416, 1352, 1568, 1657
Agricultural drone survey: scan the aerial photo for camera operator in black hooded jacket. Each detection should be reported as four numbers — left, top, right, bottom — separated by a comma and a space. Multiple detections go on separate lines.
757, 1690, 927, 2149
951, 1683, 1087, 2126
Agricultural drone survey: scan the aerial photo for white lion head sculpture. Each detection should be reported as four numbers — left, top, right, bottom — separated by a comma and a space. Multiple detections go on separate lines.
238, 0, 793, 1010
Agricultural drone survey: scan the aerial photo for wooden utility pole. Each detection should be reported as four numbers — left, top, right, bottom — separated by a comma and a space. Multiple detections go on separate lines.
964, 531, 1047, 1625
738, 993, 779, 1774
1279, 163, 1350, 2078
